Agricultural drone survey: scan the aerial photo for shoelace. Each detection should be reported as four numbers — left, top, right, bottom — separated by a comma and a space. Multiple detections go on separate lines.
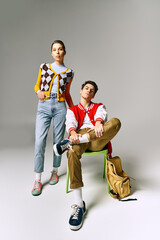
68, 144, 74, 152
71, 205, 81, 220
60, 142, 74, 152
34, 181, 41, 190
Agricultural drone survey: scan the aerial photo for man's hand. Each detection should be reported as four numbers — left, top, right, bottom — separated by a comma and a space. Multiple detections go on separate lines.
87, 121, 104, 138
37, 90, 49, 102
69, 130, 82, 144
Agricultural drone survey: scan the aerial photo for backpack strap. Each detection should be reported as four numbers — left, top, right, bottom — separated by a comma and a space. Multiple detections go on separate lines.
110, 190, 137, 202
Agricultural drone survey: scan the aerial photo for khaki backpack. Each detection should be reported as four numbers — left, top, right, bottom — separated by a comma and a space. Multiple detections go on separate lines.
106, 156, 137, 201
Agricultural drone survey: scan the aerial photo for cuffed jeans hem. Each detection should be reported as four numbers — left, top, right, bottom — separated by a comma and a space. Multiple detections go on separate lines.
34, 163, 44, 173
70, 183, 84, 189
34, 170, 44, 173
53, 164, 61, 168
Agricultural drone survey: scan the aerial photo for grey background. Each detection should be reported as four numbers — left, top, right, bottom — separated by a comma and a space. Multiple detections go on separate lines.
0, 0, 160, 239
1, 0, 160, 150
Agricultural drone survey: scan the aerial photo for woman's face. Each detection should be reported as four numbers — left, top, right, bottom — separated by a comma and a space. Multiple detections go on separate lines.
51, 43, 66, 63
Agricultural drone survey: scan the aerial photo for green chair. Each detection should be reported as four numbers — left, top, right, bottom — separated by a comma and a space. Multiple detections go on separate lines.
66, 142, 112, 193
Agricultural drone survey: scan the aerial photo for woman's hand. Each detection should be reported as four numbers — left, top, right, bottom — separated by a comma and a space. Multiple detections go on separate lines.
87, 121, 104, 138
37, 90, 49, 102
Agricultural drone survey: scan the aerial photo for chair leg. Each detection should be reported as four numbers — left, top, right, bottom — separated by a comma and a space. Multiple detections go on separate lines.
67, 151, 110, 194
103, 151, 110, 194
108, 183, 110, 193
66, 162, 69, 193
103, 151, 107, 178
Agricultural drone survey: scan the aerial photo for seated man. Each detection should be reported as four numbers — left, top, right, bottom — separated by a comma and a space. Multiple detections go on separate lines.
54, 80, 121, 231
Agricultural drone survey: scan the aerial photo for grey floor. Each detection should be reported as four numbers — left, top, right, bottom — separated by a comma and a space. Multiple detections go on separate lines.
0, 132, 160, 240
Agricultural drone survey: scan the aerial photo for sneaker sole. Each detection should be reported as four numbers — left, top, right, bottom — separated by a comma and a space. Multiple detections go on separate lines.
31, 189, 42, 196
49, 179, 59, 185
53, 144, 60, 156
69, 210, 87, 231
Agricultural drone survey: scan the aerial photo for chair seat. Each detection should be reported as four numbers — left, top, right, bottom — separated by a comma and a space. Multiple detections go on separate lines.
83, 149, 108, 155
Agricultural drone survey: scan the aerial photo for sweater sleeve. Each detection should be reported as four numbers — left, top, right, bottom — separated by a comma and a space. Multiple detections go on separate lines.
94, 105, 108, 123
65, 78, 74, 107
34, 67, 42, 93
65, 109, 78, 134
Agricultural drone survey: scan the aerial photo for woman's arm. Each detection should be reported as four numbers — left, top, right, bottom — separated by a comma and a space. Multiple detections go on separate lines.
34, 67, 42, 93
65, 78, 74, 107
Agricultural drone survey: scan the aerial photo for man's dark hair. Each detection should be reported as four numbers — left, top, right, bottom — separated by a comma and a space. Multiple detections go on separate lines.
81, 80, 98, 95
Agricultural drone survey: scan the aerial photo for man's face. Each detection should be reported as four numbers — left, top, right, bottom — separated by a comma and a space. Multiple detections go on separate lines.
80, 84, 95, 101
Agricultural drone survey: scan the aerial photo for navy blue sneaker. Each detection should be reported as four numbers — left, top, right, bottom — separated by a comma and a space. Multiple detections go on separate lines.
53, 139, 73, 156
69, 201, 86, 231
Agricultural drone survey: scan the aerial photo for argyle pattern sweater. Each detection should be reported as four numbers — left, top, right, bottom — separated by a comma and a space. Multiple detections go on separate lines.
34, 63, 74, 101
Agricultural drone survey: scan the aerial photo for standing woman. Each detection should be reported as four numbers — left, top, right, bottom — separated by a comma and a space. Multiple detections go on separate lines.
32, 40, 74, 196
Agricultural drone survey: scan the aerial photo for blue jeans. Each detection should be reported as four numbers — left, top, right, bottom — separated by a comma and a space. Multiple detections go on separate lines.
34, 98, 67, 173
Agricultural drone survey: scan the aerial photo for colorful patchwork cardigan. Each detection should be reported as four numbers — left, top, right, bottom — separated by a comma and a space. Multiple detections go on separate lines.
34, 63, 74, 102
